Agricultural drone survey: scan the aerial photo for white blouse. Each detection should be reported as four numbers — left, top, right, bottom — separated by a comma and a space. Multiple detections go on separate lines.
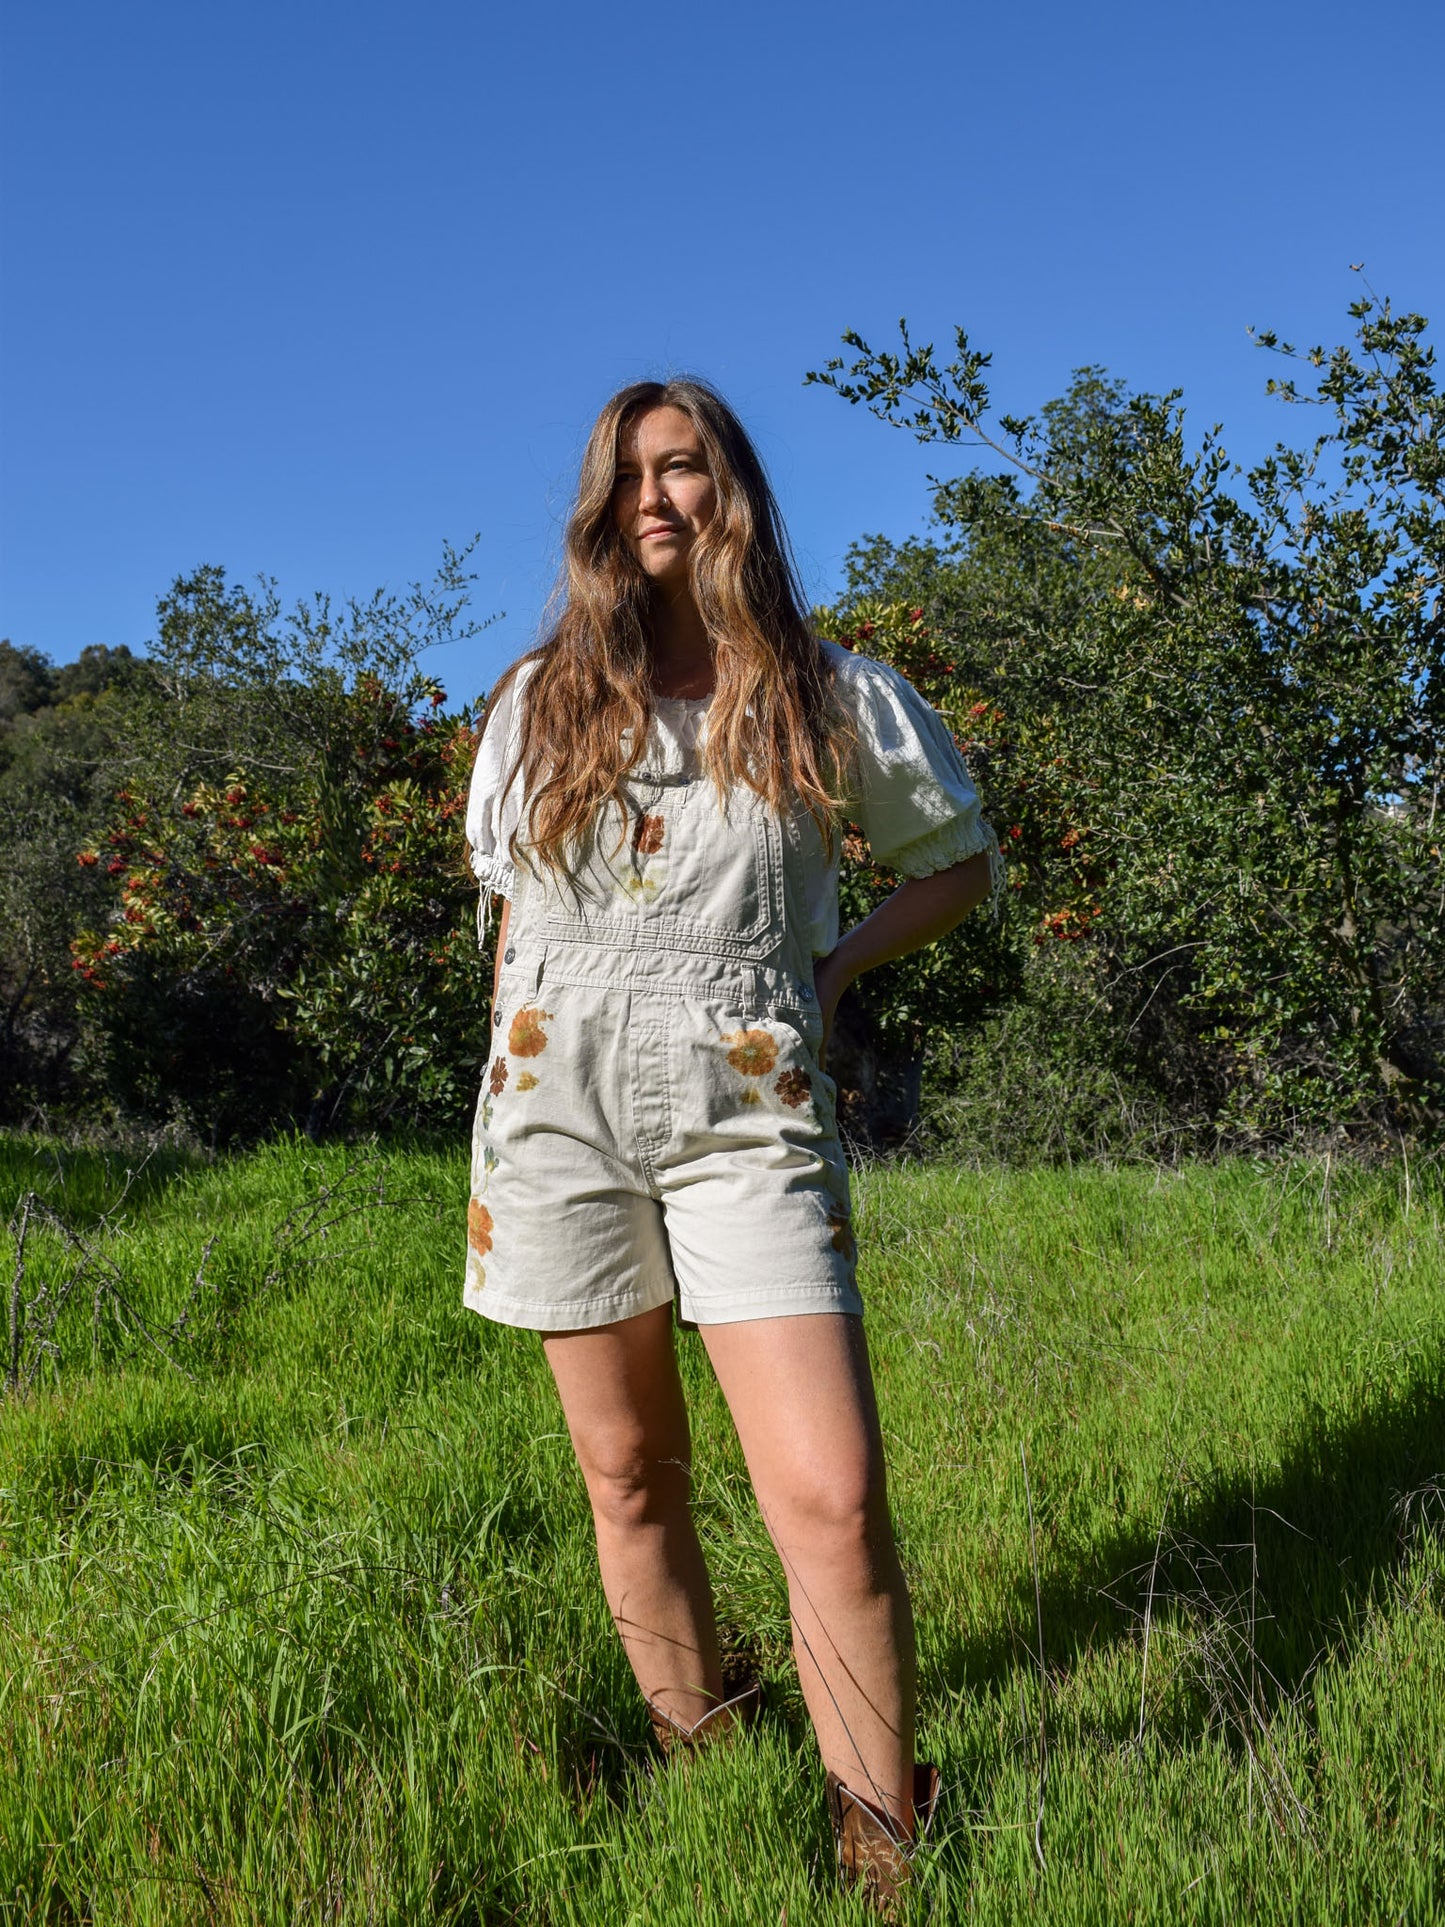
464, 639, 1002, 958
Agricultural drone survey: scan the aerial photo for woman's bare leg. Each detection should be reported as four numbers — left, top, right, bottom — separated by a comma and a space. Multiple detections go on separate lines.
701, 1313, 916, 1832
543, 1303, 724, 1728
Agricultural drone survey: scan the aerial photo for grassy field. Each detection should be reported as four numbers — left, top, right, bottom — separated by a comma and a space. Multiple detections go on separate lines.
1, 1134, 1442, 1924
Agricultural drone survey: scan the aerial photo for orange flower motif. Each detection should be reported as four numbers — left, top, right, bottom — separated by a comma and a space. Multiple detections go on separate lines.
826, 1205, 857, 1264
775, 1068, 812, 1109
489, 1056, 508, 1096
516, 1071, 538, 1092
509, 1007, 552, 1057
633, 813, 665, 856
467, 1200, 494, 1258
722, 1028, 778, 1077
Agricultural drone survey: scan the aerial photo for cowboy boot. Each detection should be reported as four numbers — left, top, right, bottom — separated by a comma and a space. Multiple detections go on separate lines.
644, 1678, 761, 1758
826, 1762, 942, 1911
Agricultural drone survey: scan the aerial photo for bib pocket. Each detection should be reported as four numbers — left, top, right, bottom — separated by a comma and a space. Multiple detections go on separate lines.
536, 776, 784, 961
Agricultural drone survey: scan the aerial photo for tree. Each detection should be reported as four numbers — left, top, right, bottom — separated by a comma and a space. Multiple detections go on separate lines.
809, 281, 1445, 1141
0, 643, 155, 1119
66, 550, 499, 1139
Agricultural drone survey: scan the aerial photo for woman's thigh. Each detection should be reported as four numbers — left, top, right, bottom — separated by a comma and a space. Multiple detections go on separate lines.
700, 1314, 889, 1543
542, 1303, 693, 1515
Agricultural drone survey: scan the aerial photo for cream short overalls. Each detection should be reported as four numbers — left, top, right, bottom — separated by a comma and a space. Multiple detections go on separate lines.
464, 731, 861, 1331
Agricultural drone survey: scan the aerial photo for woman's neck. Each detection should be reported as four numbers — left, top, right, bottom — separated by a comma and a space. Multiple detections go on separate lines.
648, 583, 714, 700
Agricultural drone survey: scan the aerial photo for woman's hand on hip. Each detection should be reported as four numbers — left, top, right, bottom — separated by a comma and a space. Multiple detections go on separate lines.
811, 947, 855, 1071
810, 853, 992, 1069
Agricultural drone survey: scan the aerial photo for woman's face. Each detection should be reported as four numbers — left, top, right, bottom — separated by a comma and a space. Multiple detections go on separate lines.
612, 405, 717, 589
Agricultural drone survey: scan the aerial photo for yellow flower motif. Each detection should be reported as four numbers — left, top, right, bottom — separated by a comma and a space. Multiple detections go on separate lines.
722, 1028, 778, 1077
516, 1071, 538, 1092
615, 872, 661, 905
740, 1087, 761, 1106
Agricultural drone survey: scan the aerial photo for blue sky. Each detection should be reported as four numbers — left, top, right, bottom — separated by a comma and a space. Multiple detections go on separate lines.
3, 0, 1441, 699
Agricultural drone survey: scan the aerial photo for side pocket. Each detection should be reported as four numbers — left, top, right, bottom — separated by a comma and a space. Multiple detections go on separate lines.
491, 973, 513, 1031
491, 940, 545, 1034
770, 1000, 826, 1059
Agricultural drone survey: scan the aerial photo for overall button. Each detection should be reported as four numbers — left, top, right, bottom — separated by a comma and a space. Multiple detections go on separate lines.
504, 947, 516, 964
799, 984, 814, 1002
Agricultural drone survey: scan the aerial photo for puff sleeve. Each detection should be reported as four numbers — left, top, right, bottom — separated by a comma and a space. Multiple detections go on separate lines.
464, 664, 531, 924
841, 651, 1004, 902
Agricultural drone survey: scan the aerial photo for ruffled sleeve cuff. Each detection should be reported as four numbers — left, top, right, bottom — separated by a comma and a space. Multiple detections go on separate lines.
464, 664, 532, 943
838, 647, 1006, 915
469, 848, 517, 895
889, 814, 1006, 915
469, 850, 517, 942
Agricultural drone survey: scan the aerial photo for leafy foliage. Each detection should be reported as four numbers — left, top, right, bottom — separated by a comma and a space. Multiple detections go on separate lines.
1, 552, 500, 1140
0, 642, 156, 1114
809, 281, 1445, 1143
6, 285, 1442, 1152
71, 558, 497, 1137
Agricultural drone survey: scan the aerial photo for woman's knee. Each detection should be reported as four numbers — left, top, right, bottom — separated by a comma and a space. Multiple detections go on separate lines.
578, 1435, 692, 1535
763, 1457, 892, 1567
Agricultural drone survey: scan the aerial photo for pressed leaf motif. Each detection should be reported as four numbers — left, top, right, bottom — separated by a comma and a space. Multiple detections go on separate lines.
467, 1199, 494, 1258
826, 1204, 857, 1264
633, 813, 665, 856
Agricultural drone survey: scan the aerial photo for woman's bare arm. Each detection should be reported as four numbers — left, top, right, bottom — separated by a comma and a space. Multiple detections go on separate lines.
812, 852, 992, 1063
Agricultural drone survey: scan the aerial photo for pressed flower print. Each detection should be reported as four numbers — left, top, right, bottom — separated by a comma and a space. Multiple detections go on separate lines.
775, 1067, 812, 1109
516, 1071, 538, 1092
509, 1007, 552, 1057
489, 1056, 508, 1096
826, 1204, 857, 1265
467, 1199, 494, 1259
614, 871, 661, 906
633, 813, 665, 856
722, 1028, 778, 1077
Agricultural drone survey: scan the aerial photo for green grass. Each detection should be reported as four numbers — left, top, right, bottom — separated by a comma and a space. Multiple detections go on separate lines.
2, 1134, 1442, 1923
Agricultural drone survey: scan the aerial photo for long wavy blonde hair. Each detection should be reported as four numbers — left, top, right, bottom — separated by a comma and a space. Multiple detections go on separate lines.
485, 378, 854, 879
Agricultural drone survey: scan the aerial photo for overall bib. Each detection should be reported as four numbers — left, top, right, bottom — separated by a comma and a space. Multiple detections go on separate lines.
464, 726, 861, 1330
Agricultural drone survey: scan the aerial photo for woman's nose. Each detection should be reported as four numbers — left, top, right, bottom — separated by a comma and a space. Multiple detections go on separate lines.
638, 469, 668, 512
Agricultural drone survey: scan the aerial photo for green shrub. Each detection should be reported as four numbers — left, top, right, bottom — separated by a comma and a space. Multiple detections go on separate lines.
811, 286, 1445, 1147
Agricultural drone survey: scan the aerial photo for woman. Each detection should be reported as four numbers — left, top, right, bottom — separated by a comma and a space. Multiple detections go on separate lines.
464, 378, 998, 1905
